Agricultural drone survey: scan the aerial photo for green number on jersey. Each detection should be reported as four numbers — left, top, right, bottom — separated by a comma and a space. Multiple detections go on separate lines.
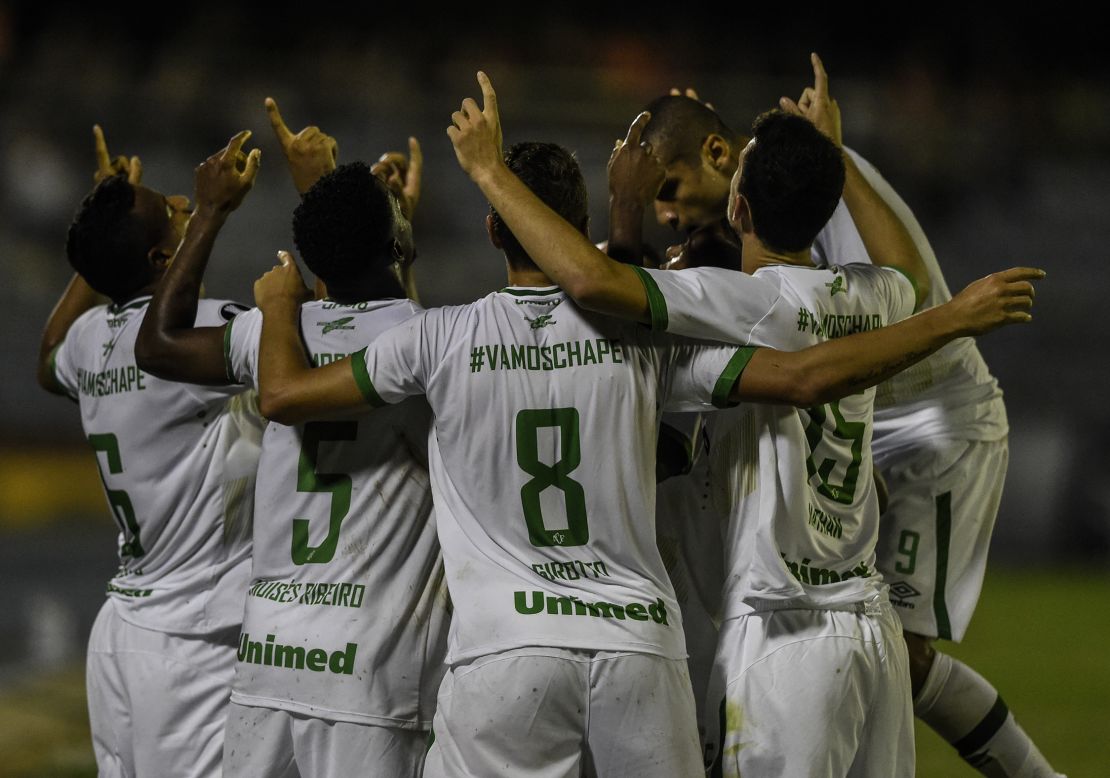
895, 529, 920, 574
87, 433, 144, 559
292, 421, 358, 565
516, 408, 589, 547
803, 400, 865, 505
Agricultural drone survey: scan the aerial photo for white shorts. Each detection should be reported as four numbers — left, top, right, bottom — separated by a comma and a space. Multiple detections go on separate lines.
86, 598, 238, 778
222, 702, 428, 777
423, 647, 702, 778
874, 437, 1008, 641
705, 603, 913, 778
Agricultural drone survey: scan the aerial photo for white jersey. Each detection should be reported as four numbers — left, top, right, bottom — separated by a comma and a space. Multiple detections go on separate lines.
51, 296, 261, 634
812, 147, 1008, 456
350, 285, 747, 664
224, 298, 447, 729
634, 264, 916, 616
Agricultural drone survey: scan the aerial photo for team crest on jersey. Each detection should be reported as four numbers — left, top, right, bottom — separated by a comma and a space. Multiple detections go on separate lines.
825, 275, 846, 297
528, 314, 556, 330
318, 316, 356, 334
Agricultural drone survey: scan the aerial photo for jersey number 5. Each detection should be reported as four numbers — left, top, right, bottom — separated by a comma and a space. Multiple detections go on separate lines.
88, 433, 144, 559
516, 408, 589, 548
292, 421, 357, 565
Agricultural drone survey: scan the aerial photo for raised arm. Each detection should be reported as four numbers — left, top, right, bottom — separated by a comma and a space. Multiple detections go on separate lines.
371, 138, 424, 303
733, 266, 1042, 406
606, 112, 665, 266
265, 97, 338, 195
781, 53, 931, 308
448, 72, 650, 322
135, 132, 260, 384
254, 252, 365, 424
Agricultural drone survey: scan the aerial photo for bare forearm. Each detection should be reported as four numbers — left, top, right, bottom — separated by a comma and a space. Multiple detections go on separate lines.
136, 207, 230, 383
38, 274, 103, 392
842, 153, 930, 307
258, 301, 314, 423
607, 198, 646, 267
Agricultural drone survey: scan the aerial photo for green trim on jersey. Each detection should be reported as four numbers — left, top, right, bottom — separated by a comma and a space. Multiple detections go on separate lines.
351, 348, 386, 407
631, 267, 668, 331
107, 295, 152, 315
934, 491, 953, 640
49, 343, 78, 401
222, 317, 236, 383
885, 266, 920, 308
498, 286, 562, 297
711, 347, 758, 408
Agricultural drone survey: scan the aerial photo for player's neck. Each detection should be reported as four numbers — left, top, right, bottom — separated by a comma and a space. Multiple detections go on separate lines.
506, 266, 557, 289
325, 268, 406, 304
740, 235, 814, 274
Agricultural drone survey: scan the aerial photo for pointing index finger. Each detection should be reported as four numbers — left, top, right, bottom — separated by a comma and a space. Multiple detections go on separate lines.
477, 71, 498, 119
624, 111, 652, 146
811, 52, 828, 99
223, 130, 252, 163
93, 125, 111, 172
265, 98, 293, 146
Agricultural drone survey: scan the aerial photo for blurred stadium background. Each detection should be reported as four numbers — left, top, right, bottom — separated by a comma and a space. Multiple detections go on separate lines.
0, 5, 1107, 775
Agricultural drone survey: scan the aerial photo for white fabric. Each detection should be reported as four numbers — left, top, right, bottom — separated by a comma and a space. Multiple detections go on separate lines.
640, 263, 916, 616
51, 296, 260, 634
422, 647, 702, 778
222, 702, 428, 778
224, 299, 448, 727
354, 286, 748, 664
86, 598, 239, 778
706, 602, 913, 777
814, 147, 1009, 445
875, 437, 1008, 641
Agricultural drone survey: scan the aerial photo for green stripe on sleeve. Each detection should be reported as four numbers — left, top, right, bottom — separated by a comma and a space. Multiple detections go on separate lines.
222, 320, 236, 383
351, 348, 386, 407
631, 266, 669, 331
934, 491, 953, 640
711, 347, 759, 408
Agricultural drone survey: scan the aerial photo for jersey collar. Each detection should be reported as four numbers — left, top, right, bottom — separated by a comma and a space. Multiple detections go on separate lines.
498, 286, 563, 298
107, 295, 153, 315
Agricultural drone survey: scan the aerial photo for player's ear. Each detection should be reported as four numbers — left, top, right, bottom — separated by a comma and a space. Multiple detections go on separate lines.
486, 214, 503, 250
147, 246, 173, 270
731, 194, 754, 235
702, 133, 733, 172
389, 238, 405, 263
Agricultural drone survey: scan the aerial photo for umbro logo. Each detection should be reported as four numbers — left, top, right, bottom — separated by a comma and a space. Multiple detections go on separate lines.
318, 316, 356, 334
889, 581, 921, 600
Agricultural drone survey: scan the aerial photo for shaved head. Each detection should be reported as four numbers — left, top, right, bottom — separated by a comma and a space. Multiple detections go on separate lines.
641, 95, 739, 166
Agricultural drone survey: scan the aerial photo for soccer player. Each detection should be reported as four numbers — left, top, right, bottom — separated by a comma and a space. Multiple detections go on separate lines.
442, 71, 1043, 776
642, 58, 1062, 777
135, 103, 447, 777
37, 127, 264, 777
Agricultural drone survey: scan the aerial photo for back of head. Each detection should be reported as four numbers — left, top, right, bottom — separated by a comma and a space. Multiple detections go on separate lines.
739, 110, 845, 253
293, 162, 399, 285
641, 95, 737, 166
490, 142, 588, 270
65, 175, 158, 303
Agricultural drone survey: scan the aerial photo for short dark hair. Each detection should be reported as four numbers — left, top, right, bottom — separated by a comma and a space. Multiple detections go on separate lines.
65, 175, 158, 302
490, 142, 588, 270
641, 95, 738, 166
739, 111, 845, 253
293, 162, 398, 284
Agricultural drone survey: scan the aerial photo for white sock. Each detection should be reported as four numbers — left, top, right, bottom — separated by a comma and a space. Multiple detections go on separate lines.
913, 651, 1062, 777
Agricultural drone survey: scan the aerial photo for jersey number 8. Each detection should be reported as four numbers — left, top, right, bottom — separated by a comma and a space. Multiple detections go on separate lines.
516, 408, 589, 548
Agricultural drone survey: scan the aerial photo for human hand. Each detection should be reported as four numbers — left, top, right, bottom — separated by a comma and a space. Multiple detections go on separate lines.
668, 86, 714, 111
254, 250, 312, 314
447, 71, 504, 182
194, 130, 261, 215
779, 52, 842, 148
265, 97, 338, 194
93, 125, 142, 185
945, 267, 1044, 336
608, 112, 665, 208
371, 137, 423, 220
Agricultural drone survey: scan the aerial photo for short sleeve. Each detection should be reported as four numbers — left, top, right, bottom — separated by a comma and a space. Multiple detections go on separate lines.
224, 307, 263, 389
878, 266, 917, 324
50, 335, 79, 401
631, 266, 781, 346
660, 336, 760, 412
350, 313, 433, 407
